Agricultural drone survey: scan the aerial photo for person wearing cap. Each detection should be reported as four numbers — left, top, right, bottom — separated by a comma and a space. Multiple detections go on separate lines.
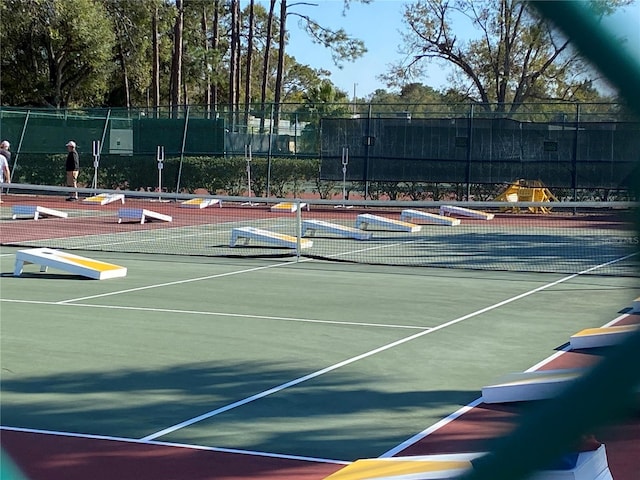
65, 141, 79, 200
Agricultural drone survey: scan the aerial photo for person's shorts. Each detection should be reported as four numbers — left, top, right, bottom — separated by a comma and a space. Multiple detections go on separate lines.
66, 170, 79, 185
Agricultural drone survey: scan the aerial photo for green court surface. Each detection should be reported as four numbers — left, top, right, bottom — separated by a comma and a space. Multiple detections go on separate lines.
0, 246, 637, 462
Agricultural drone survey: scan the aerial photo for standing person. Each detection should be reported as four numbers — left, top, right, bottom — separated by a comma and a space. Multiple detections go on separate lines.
65, 140, 79, 201
0, 140, 11, 203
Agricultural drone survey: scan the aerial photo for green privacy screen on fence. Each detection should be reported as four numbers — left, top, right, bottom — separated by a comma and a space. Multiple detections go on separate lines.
319, 116, 640, 189
1, 102, 638, 192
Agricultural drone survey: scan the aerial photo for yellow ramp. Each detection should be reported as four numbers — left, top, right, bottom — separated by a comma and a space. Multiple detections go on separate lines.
325, 447, 612, 480
324, 454, 478, 480
570, 325, 639, 349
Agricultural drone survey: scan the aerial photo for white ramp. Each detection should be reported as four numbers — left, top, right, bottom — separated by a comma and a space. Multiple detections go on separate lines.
14, 248, 127, 280
230, 226, 313, 249
270, 201, 308, 213
118, 208, 172, 224
400, 209, 461, 226
355, 213, 421, 232
302, 219, 372, 240
481, 369, 584, 404
569, 325, 639, 350
83, 193, 125, 205
180, 198, 221, 209
12, 205, 68, 220
324, 446, 612, 480
440, 205, 494, 220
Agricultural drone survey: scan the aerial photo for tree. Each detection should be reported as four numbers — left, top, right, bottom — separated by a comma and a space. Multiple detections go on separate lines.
369, 83, 443, 110
243, 0, 256, 125
228, 0, 241, 128
386, 0, 632, 113
297, 80, 349, 153
259, 0, 277, 132
102, 0, 156, 109
271, 0, 369, 132
170, 0, 184, 116
0, 0, 115, 107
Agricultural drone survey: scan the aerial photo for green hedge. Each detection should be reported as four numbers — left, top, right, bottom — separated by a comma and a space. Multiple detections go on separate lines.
9, 154, 324, 197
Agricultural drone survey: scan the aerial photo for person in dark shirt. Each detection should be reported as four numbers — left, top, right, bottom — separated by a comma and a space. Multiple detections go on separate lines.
65, 140, 79, 200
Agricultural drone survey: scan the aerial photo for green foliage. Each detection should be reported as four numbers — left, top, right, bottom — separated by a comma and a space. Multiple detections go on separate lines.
9, 153, 321, 198
388, 0, 629, 112
0, 0, 115, 107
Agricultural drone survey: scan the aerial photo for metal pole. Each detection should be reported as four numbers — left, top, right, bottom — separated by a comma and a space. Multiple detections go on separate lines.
175, 105, 189, 197
243, 143, 254, 206
342, 146, 348, 201
295, 199, 302, 261
92, 140, 100, 191
99, 109, 111, 157
157, 145, 164, 201
466, 103, 474, 200
266, 103, 274, 198
364, 104, 372, 199
572, 103, 580, 202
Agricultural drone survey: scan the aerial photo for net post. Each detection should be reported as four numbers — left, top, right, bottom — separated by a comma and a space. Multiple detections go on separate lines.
156, 145, 165, 201
91, 140, 100, 192
295, 200, 302, 261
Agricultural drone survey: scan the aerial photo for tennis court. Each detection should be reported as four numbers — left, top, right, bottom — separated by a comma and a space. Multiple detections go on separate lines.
1, 189, 639, 479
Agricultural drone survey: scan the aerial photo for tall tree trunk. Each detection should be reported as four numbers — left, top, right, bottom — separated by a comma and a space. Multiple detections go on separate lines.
212, 0, 220, 113
117, 40, 131, 109
201, 3, 211, 117
259, 0, 276, 133
233, 0, 241, 128
152, 3, 160, 116
244, 0, 255, 126
170, 0, 184, 118
229, 0, 239, 129
273, 0, 287, 135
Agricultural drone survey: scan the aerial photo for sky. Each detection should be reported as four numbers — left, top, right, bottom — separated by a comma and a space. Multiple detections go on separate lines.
271, 0, 640, 99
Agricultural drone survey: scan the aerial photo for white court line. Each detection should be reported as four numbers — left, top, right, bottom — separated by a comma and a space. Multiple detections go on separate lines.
57, 261, 300, 304
54, 235, 422, 304
0, 426, 348, 465
0, 299, 428, 330
379, 257, 637, 458
140, 253, 636, 442
326, 238, 423, 258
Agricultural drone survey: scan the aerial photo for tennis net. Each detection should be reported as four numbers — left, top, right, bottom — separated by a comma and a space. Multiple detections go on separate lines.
1, 183, 638, 276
